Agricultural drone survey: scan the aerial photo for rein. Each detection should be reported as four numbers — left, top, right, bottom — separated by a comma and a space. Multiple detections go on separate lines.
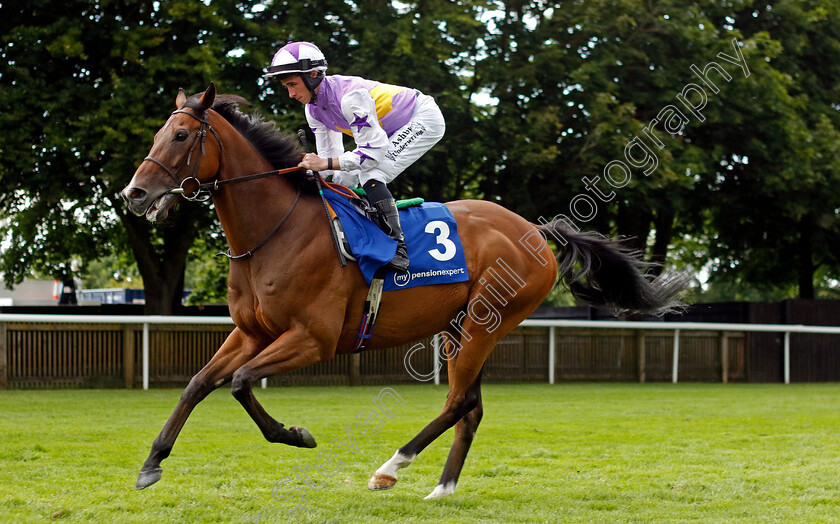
179, 165, 306, 197
218, 185, 302, 260
143, 106, 308, 260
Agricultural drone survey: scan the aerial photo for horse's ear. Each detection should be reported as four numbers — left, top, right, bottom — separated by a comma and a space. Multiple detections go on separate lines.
199, 82, 216, 110
175, 88, 187, 109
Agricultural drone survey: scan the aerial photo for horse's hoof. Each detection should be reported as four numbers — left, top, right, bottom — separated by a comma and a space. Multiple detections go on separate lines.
424, 481, 456, 499
136, 467, 162, 490
368, 473, 397, 491
291, 426, 317, 448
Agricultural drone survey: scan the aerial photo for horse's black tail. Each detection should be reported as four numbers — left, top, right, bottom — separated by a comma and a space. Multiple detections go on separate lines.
538, 219, 687, 316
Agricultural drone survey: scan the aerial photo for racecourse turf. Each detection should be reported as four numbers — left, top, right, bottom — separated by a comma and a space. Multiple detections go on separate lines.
0, 383, 839, 523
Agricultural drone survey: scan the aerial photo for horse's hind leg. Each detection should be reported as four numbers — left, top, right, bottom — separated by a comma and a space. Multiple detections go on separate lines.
425, 368, 484, 499
136, 328, 261, 489
368, 329, 489, 494
369, 255, 553, 497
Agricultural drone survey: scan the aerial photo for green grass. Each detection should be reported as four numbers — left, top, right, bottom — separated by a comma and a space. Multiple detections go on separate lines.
1, 383, 839, 523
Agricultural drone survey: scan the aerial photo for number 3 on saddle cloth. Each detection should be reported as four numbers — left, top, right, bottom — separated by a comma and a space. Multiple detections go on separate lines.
321, 189, 470, 352
322, 190, 470, 290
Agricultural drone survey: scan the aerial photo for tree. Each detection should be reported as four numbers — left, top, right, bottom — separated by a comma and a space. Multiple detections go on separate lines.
696, 0, 840, 298
467, 1, 735, 272
465, 1, 840, 301
0, 0, 356, 312
0, 1, 221, 312
4, 0, 840, 310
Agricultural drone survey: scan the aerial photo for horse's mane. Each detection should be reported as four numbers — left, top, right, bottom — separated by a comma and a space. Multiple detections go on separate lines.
183, 93, 313, 192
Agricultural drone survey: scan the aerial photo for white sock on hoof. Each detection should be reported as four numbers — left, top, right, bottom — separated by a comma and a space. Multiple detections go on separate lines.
375, 451, 414, 478
424, 481, 456, 500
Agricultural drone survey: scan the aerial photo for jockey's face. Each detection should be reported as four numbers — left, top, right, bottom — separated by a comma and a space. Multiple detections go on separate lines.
280, 72, 318, 105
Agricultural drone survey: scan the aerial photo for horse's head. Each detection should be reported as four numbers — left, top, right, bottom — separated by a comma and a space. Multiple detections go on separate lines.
121, 84, 222, 222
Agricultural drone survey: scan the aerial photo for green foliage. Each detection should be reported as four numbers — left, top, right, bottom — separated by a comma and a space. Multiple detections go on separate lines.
0, 0, 243, 311
81, 252, 143, 290
687, 1, 840, 298
2, 0, 840, 307
184, 237, 229, 305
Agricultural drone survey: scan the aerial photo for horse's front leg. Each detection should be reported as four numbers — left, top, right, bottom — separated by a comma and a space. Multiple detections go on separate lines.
136, 328, 262, 489
229, 323, 335, 448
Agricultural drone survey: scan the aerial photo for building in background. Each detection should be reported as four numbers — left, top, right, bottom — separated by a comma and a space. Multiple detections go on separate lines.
79, 288, 146, 304
0, 281, 191, 306
79, 288, 191, 305
0, 279, 64, 306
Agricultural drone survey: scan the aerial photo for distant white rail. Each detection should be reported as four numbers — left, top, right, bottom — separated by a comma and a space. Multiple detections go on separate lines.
2, 315, 839, 386
0, 315, 234, 390
520, 319, 840, 384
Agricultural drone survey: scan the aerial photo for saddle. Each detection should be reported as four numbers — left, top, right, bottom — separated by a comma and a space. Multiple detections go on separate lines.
320, 182, 468, 352
320, 184, 424, 352
324, 186, 424, 262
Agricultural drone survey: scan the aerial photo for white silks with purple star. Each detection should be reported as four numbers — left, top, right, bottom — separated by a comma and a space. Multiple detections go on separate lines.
304, 75, 445, 187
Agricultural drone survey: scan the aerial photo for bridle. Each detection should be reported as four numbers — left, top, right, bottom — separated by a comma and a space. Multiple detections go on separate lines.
142, 108, 225, 203
141, 106, 305, 259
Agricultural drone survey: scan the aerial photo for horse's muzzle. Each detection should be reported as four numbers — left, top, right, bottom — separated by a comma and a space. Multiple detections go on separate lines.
121, 186, 178, 222
121, 186, 148, 216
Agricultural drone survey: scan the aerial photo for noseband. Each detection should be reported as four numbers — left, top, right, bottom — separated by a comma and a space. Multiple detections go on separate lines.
142, 108, 224, 202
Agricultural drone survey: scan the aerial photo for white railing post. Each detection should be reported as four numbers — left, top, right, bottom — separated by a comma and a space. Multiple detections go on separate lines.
672, 328, 680, 384
142, 322, 150, 391
784, 331, 791, 384
261, 378, 268, 389
432, 334, 441, 385
548, 326, 556, 384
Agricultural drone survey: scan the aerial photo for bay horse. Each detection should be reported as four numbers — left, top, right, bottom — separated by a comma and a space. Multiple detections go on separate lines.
121, 84, 683, 499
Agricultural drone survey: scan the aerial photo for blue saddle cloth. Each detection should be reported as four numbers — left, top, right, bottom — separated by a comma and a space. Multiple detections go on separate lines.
323, 190, 470, 291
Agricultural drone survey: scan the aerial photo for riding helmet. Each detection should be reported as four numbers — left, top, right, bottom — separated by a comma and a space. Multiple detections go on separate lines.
263, 41, 328, 100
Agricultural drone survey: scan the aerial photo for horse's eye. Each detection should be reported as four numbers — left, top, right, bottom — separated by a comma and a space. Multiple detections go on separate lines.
174, 130, 189, 142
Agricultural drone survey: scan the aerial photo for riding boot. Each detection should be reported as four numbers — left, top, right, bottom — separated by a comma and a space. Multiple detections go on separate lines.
374, 198, 410, 272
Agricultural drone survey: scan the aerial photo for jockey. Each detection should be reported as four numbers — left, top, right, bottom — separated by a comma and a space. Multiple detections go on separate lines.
263, 41, 445, 272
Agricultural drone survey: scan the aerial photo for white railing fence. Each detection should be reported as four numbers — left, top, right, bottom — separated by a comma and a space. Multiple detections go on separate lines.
1, 314, 839, 387
521, 319, 840, 385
